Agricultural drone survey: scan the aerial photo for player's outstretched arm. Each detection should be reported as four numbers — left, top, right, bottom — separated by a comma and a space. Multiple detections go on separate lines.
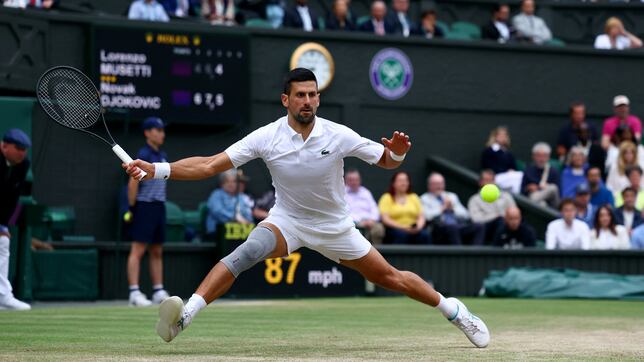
123, 152, 234, 181
377, 131, 412, 169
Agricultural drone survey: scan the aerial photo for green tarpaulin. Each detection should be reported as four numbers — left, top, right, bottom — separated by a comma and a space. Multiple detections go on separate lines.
482, 267, 644, 300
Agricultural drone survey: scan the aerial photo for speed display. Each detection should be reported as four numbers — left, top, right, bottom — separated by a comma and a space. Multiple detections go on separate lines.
93, 25, 249, 125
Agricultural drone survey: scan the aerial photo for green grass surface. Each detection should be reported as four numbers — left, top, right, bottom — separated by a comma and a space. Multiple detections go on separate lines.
1, 297, 643, 361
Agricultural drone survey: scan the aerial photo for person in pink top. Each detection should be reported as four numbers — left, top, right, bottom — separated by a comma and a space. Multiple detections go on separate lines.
602, 95, 642, 150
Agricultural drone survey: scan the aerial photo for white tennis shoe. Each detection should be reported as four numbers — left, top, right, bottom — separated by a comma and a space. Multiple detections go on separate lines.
152, 289, 170, 304
128, 291, 152, 307
156, 296, 185, 343
0, 295, 31, 311
447, 298, 490, 348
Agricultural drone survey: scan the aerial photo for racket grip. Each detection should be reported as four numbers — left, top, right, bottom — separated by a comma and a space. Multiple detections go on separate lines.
112, 144, 148, 180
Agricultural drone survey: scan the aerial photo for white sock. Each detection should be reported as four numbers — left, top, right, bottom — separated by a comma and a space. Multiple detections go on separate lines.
182, 293, 207, 328
436, 293, 458, 320
129, 285, 140, 294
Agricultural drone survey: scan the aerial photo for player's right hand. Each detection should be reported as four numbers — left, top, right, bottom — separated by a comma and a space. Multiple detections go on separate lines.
123, 159, 154, 181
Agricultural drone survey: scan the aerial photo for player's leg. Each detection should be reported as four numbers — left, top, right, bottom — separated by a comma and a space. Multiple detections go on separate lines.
127, 241, 151, 307
155, 222, 290, 342
340, 247, 490, 347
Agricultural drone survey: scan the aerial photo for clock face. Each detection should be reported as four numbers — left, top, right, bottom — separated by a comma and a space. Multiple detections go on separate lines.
290, 43, 335, 91
296, 50, 332, 90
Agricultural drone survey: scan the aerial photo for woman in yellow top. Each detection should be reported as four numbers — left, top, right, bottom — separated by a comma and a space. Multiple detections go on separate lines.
378, 171, 430, 244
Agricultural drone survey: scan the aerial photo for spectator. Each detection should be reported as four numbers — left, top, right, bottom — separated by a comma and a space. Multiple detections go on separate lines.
512, 0, 552, 44
575, 123, 606, 175
359, 0, 393, 36
556, 102, 599, 162
252, 188, 275, 223
481, 3, 515, 43
560, 146, 588, 199
614, 166, 644, 210
2, 0, 27, 7
573, 183, 595, 227
480, 126, 522, 193
467, 169, 516, 242
159, 0, 199, 17
545, 198, 590, 250
418, 9, 444, 39
606, 141, 641, 194
589, 205, 630, 250
282, 0, 319, 31
126, 117, 171, 307
629, 223, 644, 249
594, 17, 642, 50
378, 171, 430, 244
344, 169, 385, 244
421, 173, 484, 245
0, 129, 31, 310
492, 207, 536, 248
586, 167, 614, 207
601, 95, 642, 150
325, 0, 356, 31
205, 169, 254, 238
386, 0, 415, 37
128, 0, 170, 22
202, 0, 236, 25
614, 187, 643, 233
605, 125, 644, 172
521, 142, 560, 208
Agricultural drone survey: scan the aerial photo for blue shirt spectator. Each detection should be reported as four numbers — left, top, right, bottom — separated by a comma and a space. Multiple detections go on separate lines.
206, 170, 253, 234
587, 167, 614, 207
128, 0, 170, 22
159, 0, 199, 17
573, 183, 595, 227
560, 146, 588, 198
630, 223, 644, 249
556, 103, 598, 161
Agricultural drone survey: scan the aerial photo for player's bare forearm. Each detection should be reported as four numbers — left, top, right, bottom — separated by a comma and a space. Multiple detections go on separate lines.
124, 152, 234, 181
377, 131, 411, 170
169, 153, 234, 180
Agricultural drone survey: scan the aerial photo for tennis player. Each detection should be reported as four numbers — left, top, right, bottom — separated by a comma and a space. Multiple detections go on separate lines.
124, 68, 490, 348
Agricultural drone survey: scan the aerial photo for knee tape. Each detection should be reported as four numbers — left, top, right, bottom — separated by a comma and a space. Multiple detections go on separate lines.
221, 226, 276, 278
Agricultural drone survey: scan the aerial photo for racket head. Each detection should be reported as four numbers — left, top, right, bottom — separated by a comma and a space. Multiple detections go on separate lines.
36, 66, 103, 131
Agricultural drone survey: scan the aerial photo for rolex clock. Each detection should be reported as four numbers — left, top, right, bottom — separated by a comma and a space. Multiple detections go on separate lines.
290, 42, 335, 91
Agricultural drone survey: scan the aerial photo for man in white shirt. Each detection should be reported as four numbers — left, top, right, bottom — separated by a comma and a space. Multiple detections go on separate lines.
125, 68, 489, 348
344, 169, 385, 244
511, 0, 552, 44
546, 199, 590, 250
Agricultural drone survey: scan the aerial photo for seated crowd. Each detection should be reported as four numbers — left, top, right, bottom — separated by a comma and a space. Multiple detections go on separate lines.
3, 0, 641, 49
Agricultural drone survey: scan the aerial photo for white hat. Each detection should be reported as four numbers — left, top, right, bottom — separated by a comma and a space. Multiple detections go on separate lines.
613, 95, 630, 107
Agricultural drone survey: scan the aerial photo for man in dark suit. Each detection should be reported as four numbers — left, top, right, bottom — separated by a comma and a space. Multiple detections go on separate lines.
158, 0, 200, 17
358, 0, 393, 35
282, 0, 319, 31
386, 0, 416, 37
481, 3, 515, 43
615, 186, 644, 233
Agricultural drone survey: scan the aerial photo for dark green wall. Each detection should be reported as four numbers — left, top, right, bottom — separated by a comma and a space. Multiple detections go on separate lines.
3, 8, 644, 239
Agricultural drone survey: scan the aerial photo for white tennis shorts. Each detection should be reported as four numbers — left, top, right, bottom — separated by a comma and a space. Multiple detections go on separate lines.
262, 213, 372, 263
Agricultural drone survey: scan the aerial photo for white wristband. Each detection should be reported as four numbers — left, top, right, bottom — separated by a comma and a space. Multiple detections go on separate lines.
389, 150, 406, 162
153, 162, 171, 180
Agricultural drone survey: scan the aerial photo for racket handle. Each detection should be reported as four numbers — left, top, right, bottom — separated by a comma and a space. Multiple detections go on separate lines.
112, 144, 148, 180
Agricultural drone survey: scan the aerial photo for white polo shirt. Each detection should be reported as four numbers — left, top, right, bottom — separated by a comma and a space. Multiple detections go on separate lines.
545, 218, 590, 250
225, 116, 385, 235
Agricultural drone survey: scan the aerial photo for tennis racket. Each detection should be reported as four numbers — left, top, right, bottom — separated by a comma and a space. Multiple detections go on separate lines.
36, 65, 146, 179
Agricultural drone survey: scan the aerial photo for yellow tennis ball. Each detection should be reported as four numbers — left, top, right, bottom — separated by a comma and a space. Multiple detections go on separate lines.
480, 184, 500, 203
123, 211, 133, 223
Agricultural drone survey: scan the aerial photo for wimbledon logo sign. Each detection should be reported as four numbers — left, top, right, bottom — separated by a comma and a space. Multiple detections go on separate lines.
369, 48, 413, 101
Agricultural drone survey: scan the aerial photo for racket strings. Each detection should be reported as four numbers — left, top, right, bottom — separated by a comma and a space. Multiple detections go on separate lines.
37, 68, 102, 130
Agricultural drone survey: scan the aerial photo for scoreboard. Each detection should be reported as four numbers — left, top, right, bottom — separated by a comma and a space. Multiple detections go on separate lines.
93, 25, 249, 125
